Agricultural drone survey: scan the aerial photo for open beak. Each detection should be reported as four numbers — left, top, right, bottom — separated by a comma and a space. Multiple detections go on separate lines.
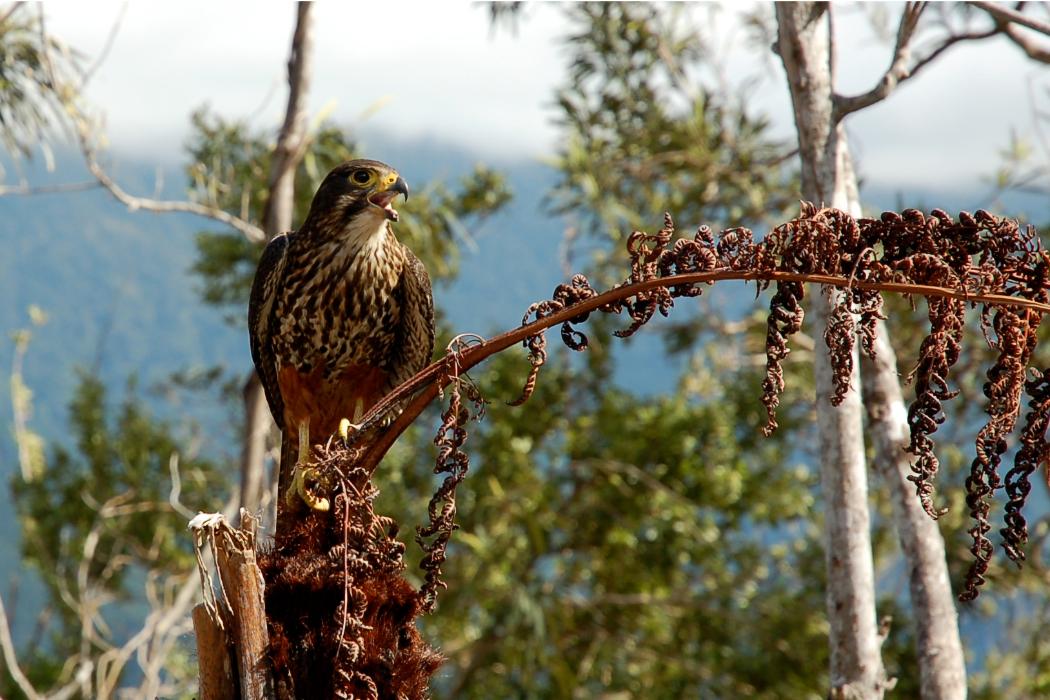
369, 176, 409, 222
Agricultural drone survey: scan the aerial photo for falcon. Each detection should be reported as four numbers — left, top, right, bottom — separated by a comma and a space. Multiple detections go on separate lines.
248, 159, 435, 511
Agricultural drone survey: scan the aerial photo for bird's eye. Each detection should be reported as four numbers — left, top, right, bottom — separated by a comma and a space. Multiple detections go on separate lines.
350, 170, 374, 185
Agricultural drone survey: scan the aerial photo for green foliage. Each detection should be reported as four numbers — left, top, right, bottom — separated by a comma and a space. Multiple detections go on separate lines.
7, 371, 227, 692
185, 108, 358, 226
394, 163, 512, 280
186, 108, 511, 321
550, 3, 796, 278
379, 342, 833, 698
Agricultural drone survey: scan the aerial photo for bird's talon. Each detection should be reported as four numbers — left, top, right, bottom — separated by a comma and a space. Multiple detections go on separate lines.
287, 464, 331, 512
339, 417, 363, 445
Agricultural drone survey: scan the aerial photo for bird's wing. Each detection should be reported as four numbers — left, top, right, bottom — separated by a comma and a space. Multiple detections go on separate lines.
386, 244, 435, 391
248, 232, 289, 430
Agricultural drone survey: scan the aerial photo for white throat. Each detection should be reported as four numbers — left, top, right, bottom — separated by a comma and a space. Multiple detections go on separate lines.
343, 209, 389, 251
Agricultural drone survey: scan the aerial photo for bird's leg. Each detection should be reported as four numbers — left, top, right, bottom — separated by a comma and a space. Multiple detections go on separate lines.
287, 416, 331, 511
297, 416, 310, 462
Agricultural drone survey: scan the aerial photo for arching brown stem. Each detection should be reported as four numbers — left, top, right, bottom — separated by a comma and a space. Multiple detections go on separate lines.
354, 266, 1050, 475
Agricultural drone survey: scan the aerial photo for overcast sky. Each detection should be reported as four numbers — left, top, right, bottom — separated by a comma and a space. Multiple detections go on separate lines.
41, 2, 1050, 193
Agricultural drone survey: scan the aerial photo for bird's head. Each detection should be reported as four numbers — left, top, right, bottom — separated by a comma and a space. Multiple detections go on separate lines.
306, 159, 409, 230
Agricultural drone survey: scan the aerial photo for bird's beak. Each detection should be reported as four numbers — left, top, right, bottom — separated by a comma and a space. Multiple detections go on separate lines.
369, 174, 410, 222
391, 175, 409, 202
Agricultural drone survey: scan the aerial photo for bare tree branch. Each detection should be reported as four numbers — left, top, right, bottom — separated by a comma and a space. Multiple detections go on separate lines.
974, 1, 1050, 36
906, 27, 999, 76
1000, 19, 1050, 62
0, 3, 260, 255
70, 116, 266, 243
239, 375, 273, 520
264, 1, 313, 235
833, 2, 1006, 119
0, 593, 44, 700
96, 572, 200, 699
0, 83, 267, 242
234, 1, 319, 528
245, 1, 315, 527
834, 2, 927, 118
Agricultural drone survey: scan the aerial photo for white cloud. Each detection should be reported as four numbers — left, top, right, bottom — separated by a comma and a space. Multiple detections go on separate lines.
47, 1, 566, 161
43, 2, 1050, 193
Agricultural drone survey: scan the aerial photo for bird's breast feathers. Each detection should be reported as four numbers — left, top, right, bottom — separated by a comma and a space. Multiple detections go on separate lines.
272, 222, 407, 378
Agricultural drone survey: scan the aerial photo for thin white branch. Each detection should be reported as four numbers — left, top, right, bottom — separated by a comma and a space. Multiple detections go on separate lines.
861, 323, 966, 697
248, 2, 315, 524
0, 593, 44, 700
74, 117, 266, 243
136, 576, 200, 698
167, 452, 196, 520
776, 5, 893, 696
17, 7, 268, 244
97, 572, 200, 700
837, 25, 999, 119
262, 0, 314, 236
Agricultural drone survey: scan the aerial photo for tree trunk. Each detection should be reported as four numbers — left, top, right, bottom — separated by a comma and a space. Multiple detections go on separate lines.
193, 603, 237, 700
264, 1, 313, 238
862, 324, 968, 699
205, 511, 272, 700
775, 4, 889, 697
239, 374, 272, 518
241, 1, 314, 522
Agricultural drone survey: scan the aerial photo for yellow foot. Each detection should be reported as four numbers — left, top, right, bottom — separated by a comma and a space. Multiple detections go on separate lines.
285, 419, 329, 511
286, 464, 330, 512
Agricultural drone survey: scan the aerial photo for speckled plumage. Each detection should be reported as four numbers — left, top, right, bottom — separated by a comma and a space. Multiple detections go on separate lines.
248, 159, 434, 496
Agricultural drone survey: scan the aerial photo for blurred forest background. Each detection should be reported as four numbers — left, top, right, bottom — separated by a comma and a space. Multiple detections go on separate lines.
3, 2, 1050, 698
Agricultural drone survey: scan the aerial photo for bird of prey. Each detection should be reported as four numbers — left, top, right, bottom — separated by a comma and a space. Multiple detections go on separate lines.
248, 159, 435, 511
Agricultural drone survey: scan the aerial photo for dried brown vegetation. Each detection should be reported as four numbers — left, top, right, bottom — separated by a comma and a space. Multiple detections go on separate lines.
260, 445, 442, 699
220, 204, 1050, 695
507, 204, 1050, 602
